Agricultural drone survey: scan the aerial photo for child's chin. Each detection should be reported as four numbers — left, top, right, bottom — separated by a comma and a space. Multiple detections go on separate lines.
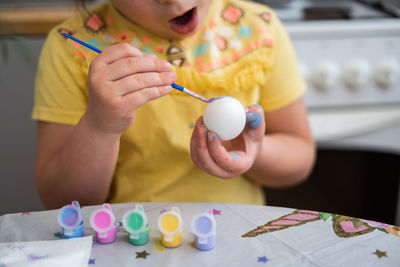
165, 28, 199, 40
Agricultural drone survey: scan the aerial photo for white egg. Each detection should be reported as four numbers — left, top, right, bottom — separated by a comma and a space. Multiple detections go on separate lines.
203, 97, 246, 141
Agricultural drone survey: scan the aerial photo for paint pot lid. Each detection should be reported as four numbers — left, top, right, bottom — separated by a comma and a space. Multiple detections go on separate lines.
90, 204, 115, 233
191, 212, 216, 238
122, 205, 148, 234
57, 201, 82, 229
157, 207, 182, 236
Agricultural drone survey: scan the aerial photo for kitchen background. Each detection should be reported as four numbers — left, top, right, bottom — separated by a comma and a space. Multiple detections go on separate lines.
1, 0, 399, 225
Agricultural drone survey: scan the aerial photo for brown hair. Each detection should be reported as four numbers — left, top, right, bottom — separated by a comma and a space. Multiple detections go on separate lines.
75, 0, 90, 14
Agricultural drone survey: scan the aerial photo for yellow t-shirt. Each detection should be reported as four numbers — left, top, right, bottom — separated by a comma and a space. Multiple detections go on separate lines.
33, 0, 305, 205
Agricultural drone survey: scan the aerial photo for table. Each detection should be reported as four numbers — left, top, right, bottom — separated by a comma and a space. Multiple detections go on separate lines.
1, 202, 399, 266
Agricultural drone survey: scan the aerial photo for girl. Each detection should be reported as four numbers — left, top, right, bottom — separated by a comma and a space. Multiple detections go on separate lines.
33, 0, 315, 209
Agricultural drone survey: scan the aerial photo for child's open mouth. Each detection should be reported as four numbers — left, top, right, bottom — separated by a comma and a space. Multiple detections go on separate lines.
168, 8, 198, 35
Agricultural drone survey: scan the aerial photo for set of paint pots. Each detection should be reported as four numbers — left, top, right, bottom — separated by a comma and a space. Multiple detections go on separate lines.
57, 201, 84, 239
57, 202, 216, 250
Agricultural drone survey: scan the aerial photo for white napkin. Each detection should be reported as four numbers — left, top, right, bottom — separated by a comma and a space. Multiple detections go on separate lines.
0, 236, 93, 267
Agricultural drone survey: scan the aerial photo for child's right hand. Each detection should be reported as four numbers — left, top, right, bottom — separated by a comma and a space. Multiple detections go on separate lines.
84, 43, 176, 135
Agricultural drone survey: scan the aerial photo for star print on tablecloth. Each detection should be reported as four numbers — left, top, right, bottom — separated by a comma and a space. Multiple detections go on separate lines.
189, 241, 196, 248
27, 253, 47, 261
373, 249, 388, 258
258, 256, 268, 263
213, 209, 222, 216
53, 232, 63, 238
116, 220, 126, 232
88, 259, 96, 264
136, 250, 150, 259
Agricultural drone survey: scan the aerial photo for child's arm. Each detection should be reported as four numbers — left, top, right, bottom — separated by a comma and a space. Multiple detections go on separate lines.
245, 98, 315, 187
35, 44, 175, 209
190, 97, 315, 187
35, 119, 120, 209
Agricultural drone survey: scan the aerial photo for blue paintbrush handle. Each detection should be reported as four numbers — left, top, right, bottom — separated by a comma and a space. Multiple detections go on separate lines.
171, 83, 184, 91
62, 33, 102, 53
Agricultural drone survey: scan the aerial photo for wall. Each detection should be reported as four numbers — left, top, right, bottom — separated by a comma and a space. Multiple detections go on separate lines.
0, 37, 45, 215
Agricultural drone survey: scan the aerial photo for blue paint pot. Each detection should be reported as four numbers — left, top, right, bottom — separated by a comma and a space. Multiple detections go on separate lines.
62, 221, 84, 238
191, 212, 216, 251
57, 201, 84, 238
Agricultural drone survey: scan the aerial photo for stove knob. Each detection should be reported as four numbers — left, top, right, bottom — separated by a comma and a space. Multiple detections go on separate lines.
343, 59, 371, 90
374, 59, 400, 89
311, 60, 340, 91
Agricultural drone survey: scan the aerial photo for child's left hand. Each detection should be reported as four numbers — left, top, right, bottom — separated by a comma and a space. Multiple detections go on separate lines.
190, 105, 265, 178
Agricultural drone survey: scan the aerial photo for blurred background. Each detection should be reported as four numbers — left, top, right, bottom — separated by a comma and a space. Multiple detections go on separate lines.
0, 0, 399, 225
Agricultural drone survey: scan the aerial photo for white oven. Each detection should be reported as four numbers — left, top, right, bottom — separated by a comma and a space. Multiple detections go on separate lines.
254, 0, 400, 225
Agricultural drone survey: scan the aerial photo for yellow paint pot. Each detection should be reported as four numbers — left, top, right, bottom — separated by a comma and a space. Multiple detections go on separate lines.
157, 207, 183, 248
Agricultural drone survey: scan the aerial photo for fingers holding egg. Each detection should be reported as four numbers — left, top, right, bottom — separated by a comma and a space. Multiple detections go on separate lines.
190, 117, 208, 165
244, 104, 266, 141
190, 117, 244, 178
201, 96, 257, 172
192, 97, 264, 177
206, 131, 250, 174
190, 117, 224, 175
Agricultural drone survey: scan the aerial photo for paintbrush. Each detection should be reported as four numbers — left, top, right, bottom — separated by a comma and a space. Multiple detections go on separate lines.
62, 33, 209, 103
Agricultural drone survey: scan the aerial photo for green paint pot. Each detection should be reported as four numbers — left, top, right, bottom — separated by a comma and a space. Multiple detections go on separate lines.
122, 204, 149, 245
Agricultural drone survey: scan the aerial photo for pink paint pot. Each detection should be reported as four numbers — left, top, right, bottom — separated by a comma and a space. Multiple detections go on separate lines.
89, 203, 116, 244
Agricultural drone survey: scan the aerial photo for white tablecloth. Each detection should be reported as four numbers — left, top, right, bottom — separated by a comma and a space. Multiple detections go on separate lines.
1, 202, 399, 266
